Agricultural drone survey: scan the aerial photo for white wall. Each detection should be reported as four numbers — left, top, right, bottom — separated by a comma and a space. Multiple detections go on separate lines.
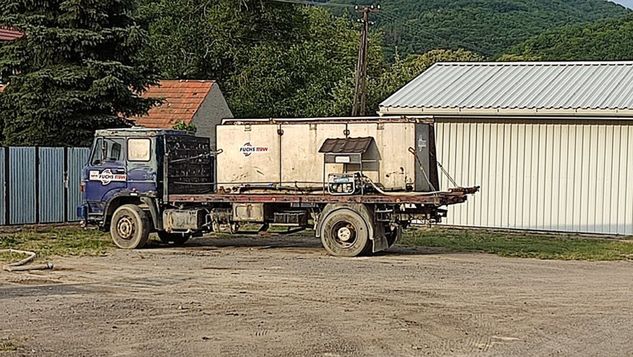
435, 120, 633, 235
193, 83, 233, 148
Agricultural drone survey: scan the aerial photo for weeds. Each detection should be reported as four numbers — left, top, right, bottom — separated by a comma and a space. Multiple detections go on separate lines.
0, 339, 18, 352
0, 227, 112, 262
0, 226, 632, 262
401, 228, 633, 261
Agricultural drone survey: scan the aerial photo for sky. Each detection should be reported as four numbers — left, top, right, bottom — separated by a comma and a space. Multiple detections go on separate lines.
611, 0, 633, 9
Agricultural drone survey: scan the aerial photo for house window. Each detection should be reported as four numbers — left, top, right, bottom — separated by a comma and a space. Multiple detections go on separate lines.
127, 138, 151, 161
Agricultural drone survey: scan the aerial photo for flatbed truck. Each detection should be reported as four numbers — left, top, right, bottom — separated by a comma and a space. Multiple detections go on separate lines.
79, 117, 478, 257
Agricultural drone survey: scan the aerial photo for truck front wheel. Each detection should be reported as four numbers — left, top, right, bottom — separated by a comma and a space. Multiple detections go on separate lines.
110, 204, 150, 249
320, 208, 371, 257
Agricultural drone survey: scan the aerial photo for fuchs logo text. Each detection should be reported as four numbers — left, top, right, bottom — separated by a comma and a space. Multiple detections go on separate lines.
240, 143, 268, 157
89, 169, 126, 185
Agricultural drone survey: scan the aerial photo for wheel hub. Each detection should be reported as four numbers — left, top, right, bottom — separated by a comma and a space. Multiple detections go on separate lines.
337, 226, 353, 242
117, 216, 135, 240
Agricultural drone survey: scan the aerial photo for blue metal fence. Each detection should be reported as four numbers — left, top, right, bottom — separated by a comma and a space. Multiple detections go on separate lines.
39, 148, 65, 223
0, 146, 90, 225
10, 147, 37, 224
67, 148, 90, 221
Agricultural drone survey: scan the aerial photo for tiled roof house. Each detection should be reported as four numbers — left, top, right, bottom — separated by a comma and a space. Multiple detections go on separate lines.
132, 80, 233, 147
0, 28, 23, 88
0, 28, 23, 42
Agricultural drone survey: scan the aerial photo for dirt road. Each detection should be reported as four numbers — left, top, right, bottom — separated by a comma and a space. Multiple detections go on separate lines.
1, 234, 632, 356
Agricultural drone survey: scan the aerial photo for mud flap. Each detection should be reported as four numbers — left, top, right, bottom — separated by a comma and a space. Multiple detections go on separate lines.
389, 225, 403, 247
372, 230, 389, 253
141, 197, 162, 231
370, 219, 400, 253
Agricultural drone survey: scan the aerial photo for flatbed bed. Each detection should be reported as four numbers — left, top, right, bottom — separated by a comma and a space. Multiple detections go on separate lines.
168, 188, 478, 206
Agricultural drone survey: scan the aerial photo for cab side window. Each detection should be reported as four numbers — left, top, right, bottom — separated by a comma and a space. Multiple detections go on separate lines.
127, 138, 151, 161
107, 141, 122, 161
90, 138, 125, 165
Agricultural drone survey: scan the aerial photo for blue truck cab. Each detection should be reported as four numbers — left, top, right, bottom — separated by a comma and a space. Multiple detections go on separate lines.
79, 128, 213, 248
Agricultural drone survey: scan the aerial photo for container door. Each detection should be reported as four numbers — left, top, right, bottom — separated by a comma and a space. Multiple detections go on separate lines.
415, 123, 440, 192
83, 137, 128, 214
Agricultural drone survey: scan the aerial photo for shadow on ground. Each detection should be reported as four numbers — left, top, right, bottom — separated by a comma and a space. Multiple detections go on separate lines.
144, 232, 446, 257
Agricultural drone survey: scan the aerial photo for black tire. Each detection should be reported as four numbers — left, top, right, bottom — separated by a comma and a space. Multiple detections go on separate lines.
320, 208, 371, 257
158, 231, 190, 246
110, 204, 150, 249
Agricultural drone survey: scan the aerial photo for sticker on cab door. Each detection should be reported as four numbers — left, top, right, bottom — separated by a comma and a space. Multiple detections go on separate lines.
89, 169, 126, 185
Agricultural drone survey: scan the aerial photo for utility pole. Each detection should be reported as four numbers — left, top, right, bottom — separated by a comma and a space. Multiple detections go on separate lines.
351, 4, 380, 117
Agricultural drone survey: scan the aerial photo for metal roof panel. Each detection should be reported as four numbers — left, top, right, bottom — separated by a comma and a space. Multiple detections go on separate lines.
379, 62, 633, 117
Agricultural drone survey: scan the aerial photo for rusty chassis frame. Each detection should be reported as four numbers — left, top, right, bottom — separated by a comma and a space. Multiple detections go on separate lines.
168, 187, 479, 207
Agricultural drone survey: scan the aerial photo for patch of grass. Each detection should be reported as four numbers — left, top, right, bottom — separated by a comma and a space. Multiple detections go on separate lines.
0, 339, 18, 352
400, 228, 633, 261
0, 227, 112, 263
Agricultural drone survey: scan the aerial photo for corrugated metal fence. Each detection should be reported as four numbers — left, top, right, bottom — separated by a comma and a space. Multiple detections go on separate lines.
436, 120, 633, 236
0, 147, 90, 225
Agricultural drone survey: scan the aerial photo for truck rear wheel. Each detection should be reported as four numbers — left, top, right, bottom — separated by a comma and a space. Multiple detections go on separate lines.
110, 204, 150, 249
158, 231, 190, 246
320, 208, 371, 257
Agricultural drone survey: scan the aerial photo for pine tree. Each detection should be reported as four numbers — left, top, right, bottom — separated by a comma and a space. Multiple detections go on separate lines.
0, 0, 158, 146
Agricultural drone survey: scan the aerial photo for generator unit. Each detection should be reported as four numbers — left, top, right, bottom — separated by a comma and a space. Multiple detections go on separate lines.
327, 173, 363, 195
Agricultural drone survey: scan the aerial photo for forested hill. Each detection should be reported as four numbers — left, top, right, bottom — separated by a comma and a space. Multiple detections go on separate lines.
504, 14, 633, 60
327, 0, 630, 57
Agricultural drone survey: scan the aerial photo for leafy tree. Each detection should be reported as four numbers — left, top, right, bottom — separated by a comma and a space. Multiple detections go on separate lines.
140, 1, 384, 118
137, 0, 305, 81
226, 6, 385, 118
496, 53, 541, 62
0, 0, 158, 146
172, 120, 196, 133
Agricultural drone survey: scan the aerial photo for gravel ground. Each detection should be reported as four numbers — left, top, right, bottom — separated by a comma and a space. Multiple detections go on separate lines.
1, 234, 632, 357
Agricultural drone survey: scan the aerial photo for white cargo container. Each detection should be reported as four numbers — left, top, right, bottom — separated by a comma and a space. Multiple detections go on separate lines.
216, 117, 439, 192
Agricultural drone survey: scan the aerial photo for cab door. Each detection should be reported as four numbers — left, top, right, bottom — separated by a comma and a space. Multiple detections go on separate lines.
83, 137, 128, 214
126, 137, 158, 194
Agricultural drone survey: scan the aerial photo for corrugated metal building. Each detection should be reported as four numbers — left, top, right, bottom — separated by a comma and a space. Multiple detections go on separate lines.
379, 61, 633, 235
